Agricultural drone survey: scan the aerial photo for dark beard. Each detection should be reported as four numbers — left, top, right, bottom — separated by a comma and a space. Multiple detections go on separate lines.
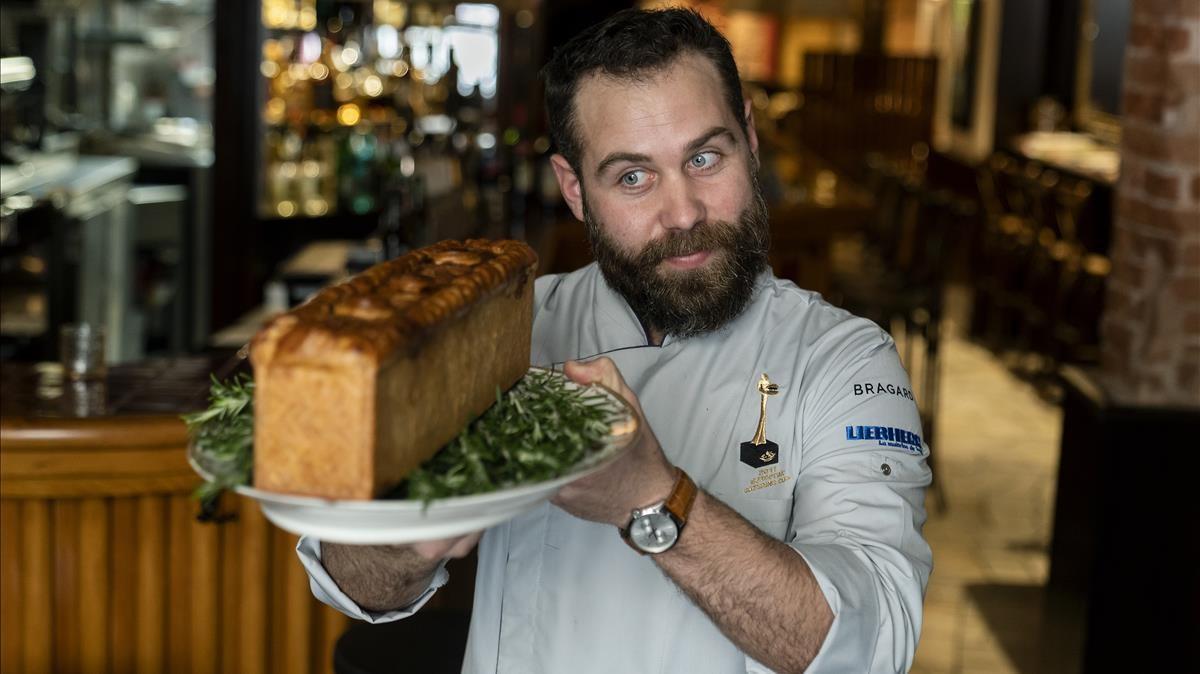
583, 172, 771, 339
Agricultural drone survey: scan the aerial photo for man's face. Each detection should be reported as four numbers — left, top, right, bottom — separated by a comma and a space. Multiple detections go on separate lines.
550, 53, 770, 338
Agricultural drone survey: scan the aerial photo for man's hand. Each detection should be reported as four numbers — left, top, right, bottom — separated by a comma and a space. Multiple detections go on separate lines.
551, 358, 676, 527
411, 532, 483, 560
549, 359, 834, 671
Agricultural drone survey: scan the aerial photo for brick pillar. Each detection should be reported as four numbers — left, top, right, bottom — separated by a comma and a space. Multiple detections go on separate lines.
1100, 0, 1200, 406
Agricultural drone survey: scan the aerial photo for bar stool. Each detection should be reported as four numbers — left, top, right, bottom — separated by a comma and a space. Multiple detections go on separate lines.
1006, 229, 1070, 368
1004, 169, 1064, 360
981, 213, 1037, 351
1028, 169, 1062, 238
1050, 252, 1111, 366
968, 155, 1009, 340
1025, 236, 1076, 364
995, 157, 1037, 219
1055, 177, 1100, 252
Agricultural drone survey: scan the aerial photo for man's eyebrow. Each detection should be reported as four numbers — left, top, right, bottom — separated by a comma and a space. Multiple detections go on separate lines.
595, 151, 652, 179
685, 126, 736, 154
593, 126, 737, 179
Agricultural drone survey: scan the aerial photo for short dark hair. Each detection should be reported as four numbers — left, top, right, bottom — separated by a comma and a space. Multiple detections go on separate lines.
542, 8, 747, 176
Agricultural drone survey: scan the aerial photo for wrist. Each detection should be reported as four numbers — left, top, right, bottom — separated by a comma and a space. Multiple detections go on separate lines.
620, 467, 698, 554
618, 460, 676, 526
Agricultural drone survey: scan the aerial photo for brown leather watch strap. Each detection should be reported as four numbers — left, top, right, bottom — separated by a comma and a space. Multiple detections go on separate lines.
618, 468, 698, 554
663, 468, 698, 528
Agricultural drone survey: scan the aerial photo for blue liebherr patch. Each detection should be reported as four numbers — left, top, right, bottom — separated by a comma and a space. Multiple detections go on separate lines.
844, 425, 923, 454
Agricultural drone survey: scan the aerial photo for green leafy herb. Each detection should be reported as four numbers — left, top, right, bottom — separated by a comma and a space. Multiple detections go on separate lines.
399, 370, 621, 503
185, 369, 621, 509
184, 374, 254, 511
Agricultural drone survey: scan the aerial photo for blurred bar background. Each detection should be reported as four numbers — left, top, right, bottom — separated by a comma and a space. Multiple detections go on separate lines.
1, 1, 1196, 673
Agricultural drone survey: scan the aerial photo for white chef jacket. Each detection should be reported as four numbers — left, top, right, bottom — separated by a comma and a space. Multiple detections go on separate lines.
299, 264, 933, 673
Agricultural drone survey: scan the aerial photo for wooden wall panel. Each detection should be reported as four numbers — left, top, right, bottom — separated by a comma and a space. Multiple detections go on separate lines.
219, 500, 244, 674
109, 498, 137, 674
239, 497, 271, 674
167, 495, 194, 671
1, 426, 355, 674
270, 526, 289, 674
1, 500, 23, 673
283, 531, 313, 674
135, 495, 167, 674
78, 497, 110, 672
20, 500, 53, 674
190, 506, 220, 674
52, 500, 80, 673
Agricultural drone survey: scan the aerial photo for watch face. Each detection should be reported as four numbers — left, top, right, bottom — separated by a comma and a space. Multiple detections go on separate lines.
629, 511, 679, 554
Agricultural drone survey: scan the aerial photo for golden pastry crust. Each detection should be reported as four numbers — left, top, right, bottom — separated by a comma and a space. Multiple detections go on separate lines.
251, 239, 538, 367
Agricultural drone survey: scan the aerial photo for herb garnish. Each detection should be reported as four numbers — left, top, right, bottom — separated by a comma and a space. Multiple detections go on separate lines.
401, 369, 621, 502
186, 369, 621, 508
184, 374, 254, 511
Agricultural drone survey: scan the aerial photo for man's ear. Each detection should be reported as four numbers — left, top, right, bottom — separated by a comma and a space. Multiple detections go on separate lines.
743, 99, 760, 168
549, 154, 586, 222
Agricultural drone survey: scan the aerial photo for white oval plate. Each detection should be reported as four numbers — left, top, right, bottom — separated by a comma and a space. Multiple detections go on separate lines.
190, 367, 638, 544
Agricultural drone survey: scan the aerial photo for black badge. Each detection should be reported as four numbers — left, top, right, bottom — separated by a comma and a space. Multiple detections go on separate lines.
740, 440, 780, 468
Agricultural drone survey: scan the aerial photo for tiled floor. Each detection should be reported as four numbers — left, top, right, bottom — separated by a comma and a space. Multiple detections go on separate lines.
904, 305, 1076, 674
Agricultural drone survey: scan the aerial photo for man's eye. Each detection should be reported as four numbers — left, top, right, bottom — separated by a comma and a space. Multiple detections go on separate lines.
689, 152, 719, 169
621, 171, 646, 187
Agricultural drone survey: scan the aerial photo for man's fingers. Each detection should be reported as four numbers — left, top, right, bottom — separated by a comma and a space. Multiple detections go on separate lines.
446, 531, 483, 558
411, 531, 482, 561
566, 358, 630, 396
552, 480, 598, 512
563, 358, 605, 385
411, 538, 454, 560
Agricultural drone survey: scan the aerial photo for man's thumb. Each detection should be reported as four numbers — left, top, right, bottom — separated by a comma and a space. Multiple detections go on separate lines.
563, 358, 606, 385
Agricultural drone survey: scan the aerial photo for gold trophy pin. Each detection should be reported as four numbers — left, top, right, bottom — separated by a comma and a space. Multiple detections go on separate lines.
741, 374, 781, 468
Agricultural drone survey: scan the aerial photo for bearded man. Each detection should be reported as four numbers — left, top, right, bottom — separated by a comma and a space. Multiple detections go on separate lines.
301, 8, 932, 673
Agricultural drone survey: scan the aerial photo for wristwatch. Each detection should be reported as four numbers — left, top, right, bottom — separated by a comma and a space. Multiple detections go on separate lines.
620, 468, 697, 554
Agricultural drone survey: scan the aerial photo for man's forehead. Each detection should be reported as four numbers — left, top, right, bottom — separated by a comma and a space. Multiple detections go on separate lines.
573, 54, 735, 168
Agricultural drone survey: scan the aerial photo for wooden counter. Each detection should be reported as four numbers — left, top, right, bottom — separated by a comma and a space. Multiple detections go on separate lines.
0, 356, 348, 674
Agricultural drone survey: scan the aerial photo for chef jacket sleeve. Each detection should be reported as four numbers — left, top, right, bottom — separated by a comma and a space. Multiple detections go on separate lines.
296, 536, 450, 623
777, 319, 933, 674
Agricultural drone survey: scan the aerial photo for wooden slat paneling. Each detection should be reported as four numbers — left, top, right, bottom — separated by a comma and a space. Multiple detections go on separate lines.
78, 497, 110, 673
220, 497, 244, 674
52, 500, 81, 673
135, 495, 166, 674
190, 499, 220, 674
21, 500, 53, 674
167, 495, 193, 671
2, 404, 353, 674
271, 526, 289, 674
109, 498, 138, 674
0, 500, 23, 672
3, 483, 352, 674
283, 531, 313, 674
240, 499, 270, 674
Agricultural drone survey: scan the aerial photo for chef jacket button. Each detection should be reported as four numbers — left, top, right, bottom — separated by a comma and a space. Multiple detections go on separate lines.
881, 463, 892, 476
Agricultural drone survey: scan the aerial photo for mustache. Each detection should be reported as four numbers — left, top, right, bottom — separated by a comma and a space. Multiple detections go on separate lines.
636, 220, 743, 266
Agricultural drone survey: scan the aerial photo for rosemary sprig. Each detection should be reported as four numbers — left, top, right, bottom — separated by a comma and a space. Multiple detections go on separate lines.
184, 374, 254, 512
399, 370, 621, 502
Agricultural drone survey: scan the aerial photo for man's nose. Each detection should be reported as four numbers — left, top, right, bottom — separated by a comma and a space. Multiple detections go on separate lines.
659, 174, 706, 231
